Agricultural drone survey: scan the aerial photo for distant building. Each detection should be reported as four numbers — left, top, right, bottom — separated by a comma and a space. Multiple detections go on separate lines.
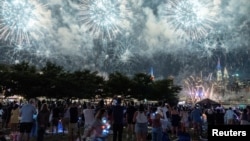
150, 67, 154, 80
223, 67, 229, 80
216, 58, 223, 82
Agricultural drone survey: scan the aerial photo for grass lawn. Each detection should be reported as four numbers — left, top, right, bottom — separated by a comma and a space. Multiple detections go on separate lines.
30, 134, 68, 141
2, 126, 205, 141
26, 129, 203, 141
26, 134, 119, 141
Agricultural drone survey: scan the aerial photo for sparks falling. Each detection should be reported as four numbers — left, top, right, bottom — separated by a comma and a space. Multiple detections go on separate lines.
78, 0, 131, 40
160, 0, 217, 40
0, 0, 48, 46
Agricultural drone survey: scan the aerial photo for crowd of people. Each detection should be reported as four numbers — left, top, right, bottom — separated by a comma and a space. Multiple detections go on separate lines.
0, 98, 250, 141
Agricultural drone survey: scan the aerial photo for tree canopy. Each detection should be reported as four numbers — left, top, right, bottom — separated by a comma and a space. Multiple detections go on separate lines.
0, 61, 181, 105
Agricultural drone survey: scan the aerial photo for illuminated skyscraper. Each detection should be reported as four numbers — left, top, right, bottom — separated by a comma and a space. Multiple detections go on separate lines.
150, 67, 154, 80
216, 58, 222, 82
223, 67, 229, 80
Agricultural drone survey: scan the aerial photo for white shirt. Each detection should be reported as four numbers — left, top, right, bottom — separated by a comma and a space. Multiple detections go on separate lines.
224, 109, 235, 120
162, 106, 168, 119
136, 112, 148, 123
83, 108, 95, 126
0, 109, 3, 116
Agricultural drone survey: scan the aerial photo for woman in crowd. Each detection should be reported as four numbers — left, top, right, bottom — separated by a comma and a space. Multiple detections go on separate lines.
62, 103, 70, 135
150, 106, 162, 141
84, 108, 108, 141
37, 103, 50, 141
171, 106, 180, 137
180, 107, 189, 133
133, 104, 148, 141
240, 108, 249, 125
83, 102, 95, 139
10, 103, 20, 141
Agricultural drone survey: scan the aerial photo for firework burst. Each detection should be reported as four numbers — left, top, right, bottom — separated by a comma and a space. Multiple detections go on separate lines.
159, 0, 217, 40
78, 0, 131, 40
116, 37, 135, 63
183, 74, 215, 104
0, 0, 49, 46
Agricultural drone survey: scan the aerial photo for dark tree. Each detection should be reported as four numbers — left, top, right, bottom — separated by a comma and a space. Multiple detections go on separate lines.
152, 78, 181, 106
105, 71, 132, 97
130, 73, 154, 100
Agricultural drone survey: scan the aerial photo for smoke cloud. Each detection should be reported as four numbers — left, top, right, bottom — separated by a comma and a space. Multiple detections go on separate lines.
0, 0, 249, 83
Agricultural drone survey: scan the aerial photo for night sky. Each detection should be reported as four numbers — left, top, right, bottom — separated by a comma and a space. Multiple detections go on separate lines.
0, 0, 250, 84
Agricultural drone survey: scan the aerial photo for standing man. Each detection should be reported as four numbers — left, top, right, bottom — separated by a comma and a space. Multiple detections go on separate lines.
224, 107, 235, 125
69, 102, 79, 141
19, 98, 37, 141
191, 105, 203, 135
112, 98, 124, 141
126, 101, 137, 139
